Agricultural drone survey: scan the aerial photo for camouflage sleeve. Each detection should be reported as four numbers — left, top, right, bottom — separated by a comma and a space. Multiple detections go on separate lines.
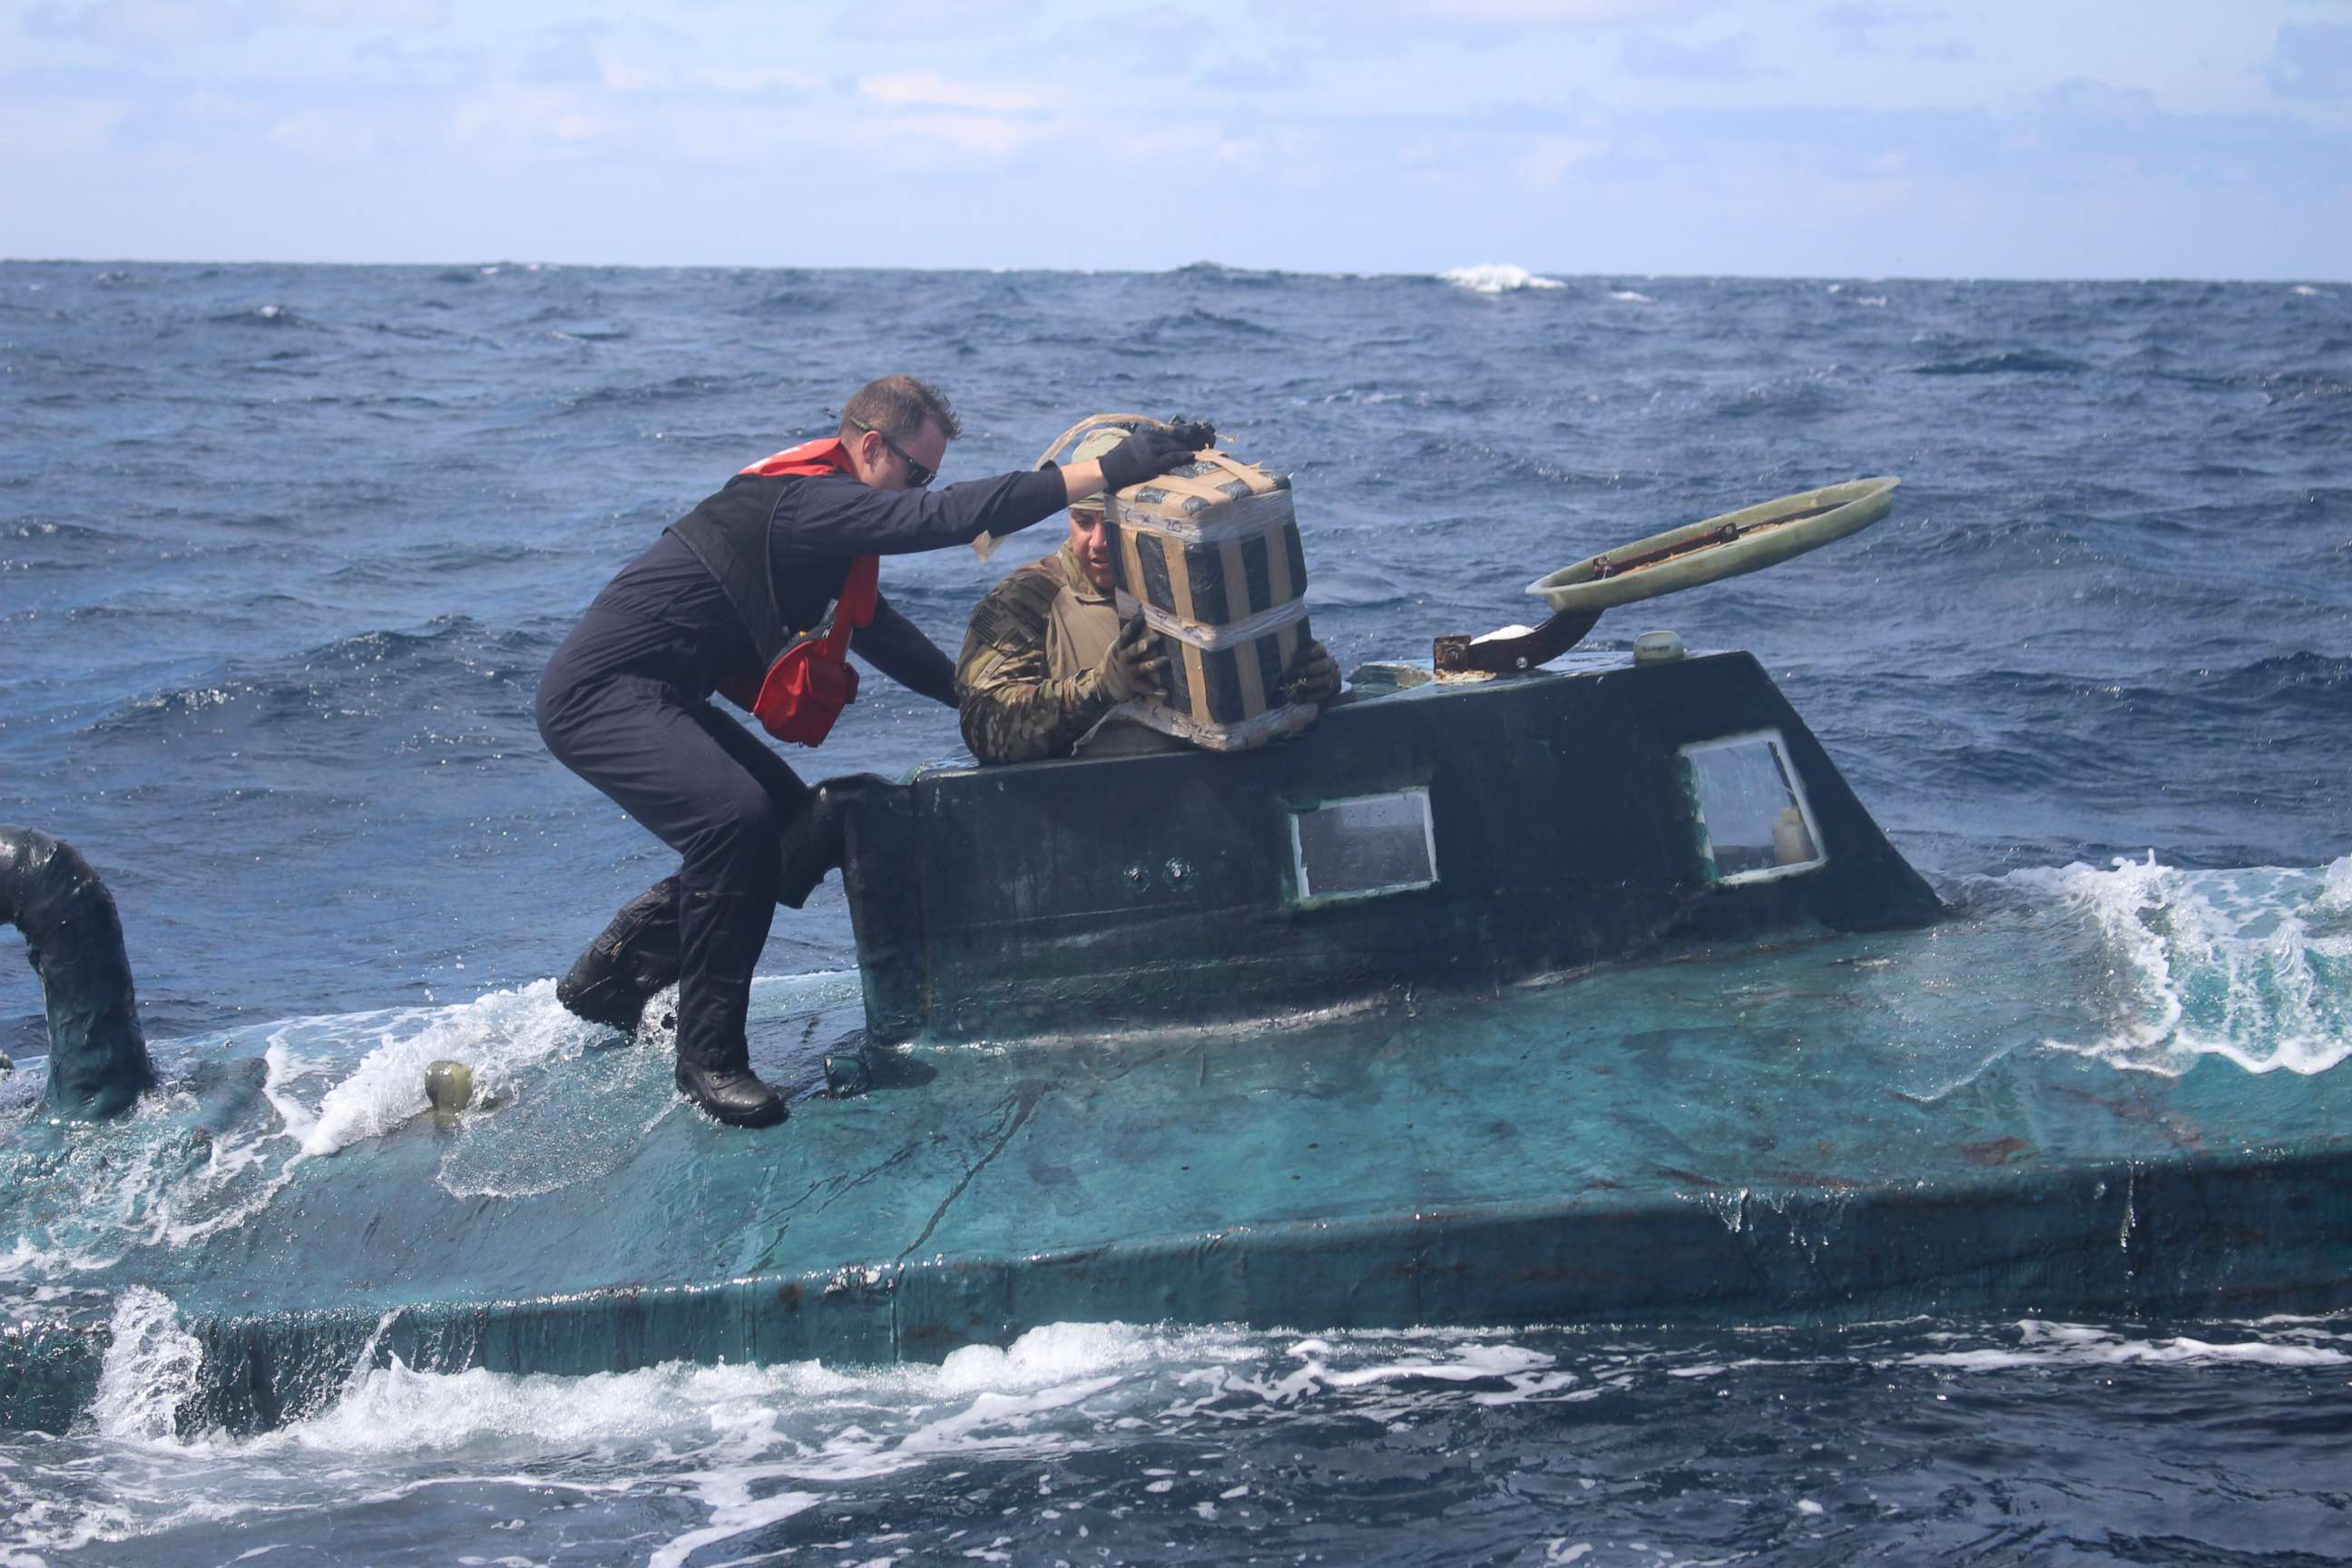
956, 566, 1121, 765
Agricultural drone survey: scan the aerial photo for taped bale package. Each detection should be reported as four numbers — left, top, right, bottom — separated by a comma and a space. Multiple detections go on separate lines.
1109, 447, 1319, 750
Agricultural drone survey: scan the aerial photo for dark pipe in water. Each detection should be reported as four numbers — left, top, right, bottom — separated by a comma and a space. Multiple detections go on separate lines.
0, 827, 154, 1119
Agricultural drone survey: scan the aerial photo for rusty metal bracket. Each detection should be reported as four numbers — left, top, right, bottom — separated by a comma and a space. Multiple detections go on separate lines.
1432, 607, 1603, 675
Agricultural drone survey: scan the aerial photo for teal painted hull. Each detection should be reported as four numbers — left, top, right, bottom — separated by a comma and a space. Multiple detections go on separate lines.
5, 659, 2345, 1435
8, 914, 2349, 1435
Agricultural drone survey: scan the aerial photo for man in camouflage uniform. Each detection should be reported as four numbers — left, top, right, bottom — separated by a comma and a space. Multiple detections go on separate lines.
957, 429, 1342, 765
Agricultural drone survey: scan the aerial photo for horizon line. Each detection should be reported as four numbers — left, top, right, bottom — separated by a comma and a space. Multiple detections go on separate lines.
4, 256, 2345, 289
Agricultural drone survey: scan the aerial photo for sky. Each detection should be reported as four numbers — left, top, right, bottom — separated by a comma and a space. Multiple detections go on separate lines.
2, 0, 2347, 279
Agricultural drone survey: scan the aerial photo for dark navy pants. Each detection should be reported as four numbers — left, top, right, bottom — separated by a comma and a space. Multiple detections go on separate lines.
534, 662, 809, 1071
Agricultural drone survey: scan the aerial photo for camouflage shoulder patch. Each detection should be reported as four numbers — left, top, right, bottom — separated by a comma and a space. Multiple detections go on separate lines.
964, 558, 1062, 650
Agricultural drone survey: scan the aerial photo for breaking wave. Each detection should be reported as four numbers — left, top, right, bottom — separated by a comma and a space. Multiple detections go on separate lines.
266, 979, 599, 1158
1905, 1317, 2352, 1372
1439, 263, 1564, 294
0, 966, 868, 1296
92, 1286, 207, 1443
17, 1309, 2349, 1565
2010, 853, 2352, 1075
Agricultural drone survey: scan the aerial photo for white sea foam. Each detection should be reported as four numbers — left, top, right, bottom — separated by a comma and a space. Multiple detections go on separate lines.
0, 1077, 304, 1282
1607, 289, 1652, 303
929, 1319, 1163, 1393
22, 1312, 2346, 1561
2292, 284, 2326, 297
2, 968, 874, 1295
259, 1320, 1190, 1465
650, 1483, 822, 1568
275, 979, 597, 1158
1906, 1318, 2352, 1372
2318, 854, 2352, 914
92, 1287, 206, 1443
1440, 263, 1564, 294
2011, 853, 2352, 1076
240, 1321, 1221, 1566
279, 1356, 845, 1455
33, 1321, 1575, 1555
1297, 1339, 1551, 1388
18, 1293, 299, 1558
281, 972, 852, 1162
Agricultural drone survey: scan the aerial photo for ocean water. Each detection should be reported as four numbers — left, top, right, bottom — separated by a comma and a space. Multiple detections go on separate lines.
3, 260, 2349, 1563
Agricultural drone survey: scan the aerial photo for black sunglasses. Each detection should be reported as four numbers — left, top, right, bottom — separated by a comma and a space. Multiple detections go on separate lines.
846, 416, 935, 489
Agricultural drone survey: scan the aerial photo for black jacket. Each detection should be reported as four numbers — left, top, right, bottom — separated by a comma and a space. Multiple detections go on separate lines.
553, 464, 1067, 707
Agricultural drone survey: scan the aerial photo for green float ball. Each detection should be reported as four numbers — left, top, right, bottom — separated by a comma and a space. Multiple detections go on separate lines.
425, 1059, 475, 1119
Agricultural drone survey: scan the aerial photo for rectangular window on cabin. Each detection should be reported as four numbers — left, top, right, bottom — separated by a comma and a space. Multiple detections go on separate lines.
1288, 788, 1439, 906
1681, 730, 1827, 886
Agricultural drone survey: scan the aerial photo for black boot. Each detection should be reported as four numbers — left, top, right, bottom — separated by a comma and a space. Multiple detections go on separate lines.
674, 1059, 787, 1128
775, 773, 889, 909
557, 877, 683, 1031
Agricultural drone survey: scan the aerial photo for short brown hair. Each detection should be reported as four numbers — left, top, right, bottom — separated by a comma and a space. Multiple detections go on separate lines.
840, 375, 960, 444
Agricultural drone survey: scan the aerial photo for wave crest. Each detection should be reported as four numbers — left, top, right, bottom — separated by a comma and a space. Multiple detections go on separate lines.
2011, 853, 2352, 1076
1440, 264, 1564, 295
270, 979, 597, 1159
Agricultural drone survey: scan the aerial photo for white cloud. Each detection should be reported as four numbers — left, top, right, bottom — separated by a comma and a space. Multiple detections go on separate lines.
25, 0, 445, 46
858, 71, 1044, 114
702, 65, 823, 96
2268, 23, 2352, 103
278, 0, 446, 24
1111, 127, 1259, 166
598, 61, 668, 94
1515, 134, 1608, 189
666, 102, 838, 164
652, 91, 1069, 167
24, 0, 250, 47
520, 31, 600, 87
0, 95, 123, 153
448, 84, 611, 151
1622, 32, 1759, 79
1399, 0, 1692, 22
266, 107, 380, 156
2040, 77, 2160, 122
870, 110, 1051, 158
597, 62, 821, 97
6, 0, 2346, 276
185, 87, 264, 123
844, 72, 1064, 158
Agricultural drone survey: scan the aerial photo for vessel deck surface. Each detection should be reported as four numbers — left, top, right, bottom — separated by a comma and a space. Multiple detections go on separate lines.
8, 895, 2345, 1429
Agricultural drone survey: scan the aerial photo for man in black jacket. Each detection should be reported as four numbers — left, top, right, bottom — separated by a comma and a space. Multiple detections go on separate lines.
535, 376, 1200, 1127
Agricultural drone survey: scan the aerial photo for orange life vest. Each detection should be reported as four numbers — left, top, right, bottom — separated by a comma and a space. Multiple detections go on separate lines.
714, 439, 879, 747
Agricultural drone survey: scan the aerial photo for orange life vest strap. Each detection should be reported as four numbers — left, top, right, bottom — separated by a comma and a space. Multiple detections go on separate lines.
713, 438, 882, 746
740, 438, 851, 479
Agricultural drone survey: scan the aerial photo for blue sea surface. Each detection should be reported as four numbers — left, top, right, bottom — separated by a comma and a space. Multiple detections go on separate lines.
3, 260, 2349, 1563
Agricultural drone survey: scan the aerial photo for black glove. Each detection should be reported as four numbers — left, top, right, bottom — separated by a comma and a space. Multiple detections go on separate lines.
1165, 416, 1216, 451
1097, 425, 1203, 492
